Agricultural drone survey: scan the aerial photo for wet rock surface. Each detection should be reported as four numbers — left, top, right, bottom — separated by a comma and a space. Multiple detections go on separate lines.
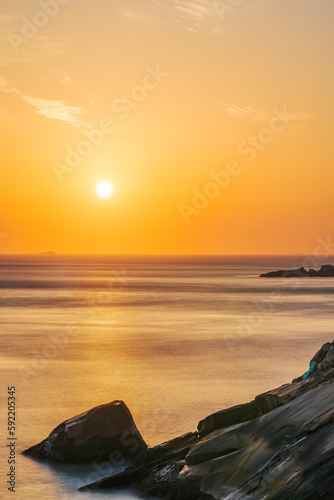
79, 432, 199, 497
23, 400, 146, 463
180, 382, 334, 500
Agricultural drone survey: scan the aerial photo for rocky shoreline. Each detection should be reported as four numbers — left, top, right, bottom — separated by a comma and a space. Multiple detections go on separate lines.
260, 264, 334, 278
24, 342, 334, 499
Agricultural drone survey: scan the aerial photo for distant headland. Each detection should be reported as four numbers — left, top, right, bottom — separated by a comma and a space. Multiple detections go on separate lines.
260, 264, 334, 278
38, 251, 57, 255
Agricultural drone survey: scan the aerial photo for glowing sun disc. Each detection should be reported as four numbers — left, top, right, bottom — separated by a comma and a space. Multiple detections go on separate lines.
97, 182, 113, 198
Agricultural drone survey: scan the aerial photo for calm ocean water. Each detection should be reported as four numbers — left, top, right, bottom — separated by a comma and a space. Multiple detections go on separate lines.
1, 255, 334, 499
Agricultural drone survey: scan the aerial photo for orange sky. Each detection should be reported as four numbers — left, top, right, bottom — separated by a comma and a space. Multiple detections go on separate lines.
1, 0, 334, 255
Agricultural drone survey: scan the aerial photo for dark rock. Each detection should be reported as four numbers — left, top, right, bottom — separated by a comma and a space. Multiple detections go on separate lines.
186, 422, 251, 466
179, 382, 334, 499
80, 432, 198, 494
321, 264, 334, 271
134, 460, 186, 500
313, 344, 331, 363
298, 266, 308, 274
23, 400, 146, 463
259, 269, 290, 277
136, 432, 199, 466
293, 341, 334, 382
197, 401, 258, 438
260, 264, 334, 278
198, 360, 333, 440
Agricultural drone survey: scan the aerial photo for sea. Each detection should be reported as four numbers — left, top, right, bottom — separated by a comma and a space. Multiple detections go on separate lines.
1, 254, 334, 500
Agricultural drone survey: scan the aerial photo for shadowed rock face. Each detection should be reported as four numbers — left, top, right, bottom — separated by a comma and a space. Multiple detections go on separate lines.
180, 382, 334, 499
81, 343, 334, 499
79, 432, 199, 498
260, 264, 334, 278
23, 400, 147, 463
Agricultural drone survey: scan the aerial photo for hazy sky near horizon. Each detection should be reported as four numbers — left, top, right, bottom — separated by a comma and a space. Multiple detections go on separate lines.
1, 0, 334, 254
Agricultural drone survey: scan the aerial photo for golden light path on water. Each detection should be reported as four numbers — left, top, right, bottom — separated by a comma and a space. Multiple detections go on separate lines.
1, 256, 333, 499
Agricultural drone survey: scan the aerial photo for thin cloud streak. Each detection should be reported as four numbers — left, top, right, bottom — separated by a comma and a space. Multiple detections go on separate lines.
221, 103, 312, 123
21, 96, 86, 126
121, 0, 217, 32
0, 75, 86, 126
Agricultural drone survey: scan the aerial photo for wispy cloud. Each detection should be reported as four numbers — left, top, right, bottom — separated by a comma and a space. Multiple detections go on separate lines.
60, 76, 72, 86
221, 103, 271, 121
0, 75, 18, 94
173, 0, 211, 21
221, 103, 312, 123
121, 0, 216, 32
21, 96, 86, 126
0, 75, 86, 126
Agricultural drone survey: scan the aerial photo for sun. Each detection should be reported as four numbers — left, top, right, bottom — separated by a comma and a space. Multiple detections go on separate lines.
97, 182, 113, 198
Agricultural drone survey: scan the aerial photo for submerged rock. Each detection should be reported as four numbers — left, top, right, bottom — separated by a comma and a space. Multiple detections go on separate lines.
260, 264, 334, 277
23, 400, 146, 463
82, 343, 334, 499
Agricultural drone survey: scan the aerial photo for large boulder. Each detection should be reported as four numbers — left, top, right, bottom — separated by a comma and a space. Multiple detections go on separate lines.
23, 400, 147, 463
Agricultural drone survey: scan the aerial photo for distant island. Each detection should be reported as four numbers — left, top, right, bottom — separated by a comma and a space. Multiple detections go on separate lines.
39, 251, 57, 255
260, 264, 334, 278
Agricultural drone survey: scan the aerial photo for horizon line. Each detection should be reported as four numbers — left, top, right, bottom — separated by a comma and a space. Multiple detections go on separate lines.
0, 253, 333, 257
